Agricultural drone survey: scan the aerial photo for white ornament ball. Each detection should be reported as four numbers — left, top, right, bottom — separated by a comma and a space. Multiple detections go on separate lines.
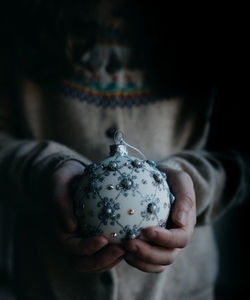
73, 144, 175, 244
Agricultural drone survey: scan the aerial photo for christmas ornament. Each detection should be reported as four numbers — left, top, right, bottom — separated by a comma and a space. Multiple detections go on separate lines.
73, 131, 175, 244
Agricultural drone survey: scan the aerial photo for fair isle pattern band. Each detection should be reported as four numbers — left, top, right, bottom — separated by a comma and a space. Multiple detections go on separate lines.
60, 80, 165, 108
59, 25, 167, 107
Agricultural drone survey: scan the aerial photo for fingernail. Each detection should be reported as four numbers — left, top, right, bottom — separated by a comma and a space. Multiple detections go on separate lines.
176, 211, 187, 226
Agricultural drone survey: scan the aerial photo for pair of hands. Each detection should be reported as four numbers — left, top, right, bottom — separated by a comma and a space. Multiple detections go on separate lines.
51, 160, 196, 274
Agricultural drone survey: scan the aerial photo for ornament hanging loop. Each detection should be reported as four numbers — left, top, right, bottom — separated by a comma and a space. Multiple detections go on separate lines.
113, 130, 125, 145
112, 130, 146, 160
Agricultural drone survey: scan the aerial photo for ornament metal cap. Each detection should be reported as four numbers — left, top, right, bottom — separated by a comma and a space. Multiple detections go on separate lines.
109, 129, 128, 156
109, 144, 128, 156
109, 129, 146, 159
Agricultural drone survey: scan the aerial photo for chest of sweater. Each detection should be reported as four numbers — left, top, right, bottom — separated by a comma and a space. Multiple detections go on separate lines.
18, 80, 208, 163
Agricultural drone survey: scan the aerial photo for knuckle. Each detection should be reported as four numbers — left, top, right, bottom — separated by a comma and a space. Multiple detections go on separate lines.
183, 195, 194, 211
175, 196, 194, 216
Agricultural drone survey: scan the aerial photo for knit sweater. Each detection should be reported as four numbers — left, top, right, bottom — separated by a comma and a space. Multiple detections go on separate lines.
1, 77, 246, 300
0, 3, 247, 300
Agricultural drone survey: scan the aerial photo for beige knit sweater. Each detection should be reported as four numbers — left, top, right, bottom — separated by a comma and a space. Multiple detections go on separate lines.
0, 77, 245, 300
0, 3, 246, 299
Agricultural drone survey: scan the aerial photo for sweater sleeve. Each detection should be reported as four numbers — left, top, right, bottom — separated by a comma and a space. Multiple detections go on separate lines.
0, 88, 91, 284
0, 135, 91, 205
157, 149, 248, 225
0, 82, 91, 205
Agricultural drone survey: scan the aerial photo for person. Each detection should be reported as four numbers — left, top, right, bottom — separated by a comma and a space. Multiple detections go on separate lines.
0, 1, 248, 299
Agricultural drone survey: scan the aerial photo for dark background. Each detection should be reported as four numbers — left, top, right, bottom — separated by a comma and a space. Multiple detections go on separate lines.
0, 2, 249, 299
207, 14, 250, 297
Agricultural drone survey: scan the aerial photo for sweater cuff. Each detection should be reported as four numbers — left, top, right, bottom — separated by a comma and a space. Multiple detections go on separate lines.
156, 151, 227, 225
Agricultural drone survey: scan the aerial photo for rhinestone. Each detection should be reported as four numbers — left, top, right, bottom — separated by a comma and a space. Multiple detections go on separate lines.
146, 160, 156, 167
120, 178, 133, 189
141, 179, 146, 184
108, 161, 118, 171
123, 162, 127, 166
128, 209, 134, 215
100, 165, 104, 168
107, 185, 114, 190
153, 173, 162, 183
147, 202, 157, 214
106, 208, 112, 214
132, 159, 142, 168
111, 232, 118, 237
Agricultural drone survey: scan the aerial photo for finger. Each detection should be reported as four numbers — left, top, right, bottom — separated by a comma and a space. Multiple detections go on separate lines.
124, 253, 166, 273
165, 170, 196, 227
143, 226, 193, 249
52, 161, 85, 232
171, 195, 195, 227
124, 238, 179, 265
73, 244, 125, 273
59, 233, 109, 256
86, 256, 124, 274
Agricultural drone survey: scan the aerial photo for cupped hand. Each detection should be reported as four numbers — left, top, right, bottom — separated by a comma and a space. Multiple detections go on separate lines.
123, 167, 196, 273
50, 160, 125, 273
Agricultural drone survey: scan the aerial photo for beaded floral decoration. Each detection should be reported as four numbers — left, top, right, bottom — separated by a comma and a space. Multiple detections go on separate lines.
73, 131, 175, 243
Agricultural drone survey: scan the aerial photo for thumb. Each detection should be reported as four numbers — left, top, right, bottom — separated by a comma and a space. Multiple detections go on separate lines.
160, 168, 196, 228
